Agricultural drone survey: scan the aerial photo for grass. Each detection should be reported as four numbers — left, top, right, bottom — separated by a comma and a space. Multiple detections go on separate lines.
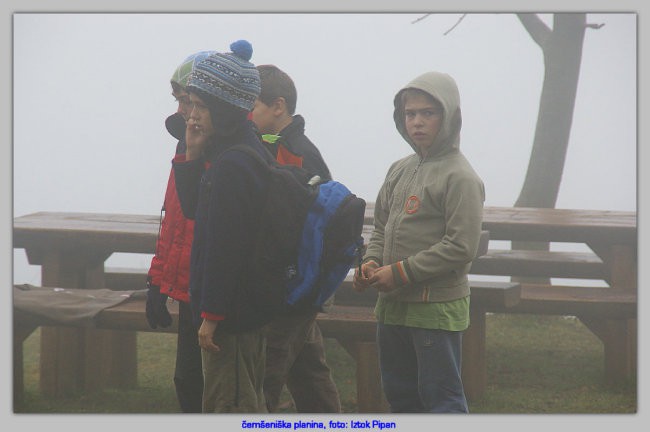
15, 314, 636, 414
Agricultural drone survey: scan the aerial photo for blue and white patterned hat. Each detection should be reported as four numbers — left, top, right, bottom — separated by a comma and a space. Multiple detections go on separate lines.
187, 40, 261, 111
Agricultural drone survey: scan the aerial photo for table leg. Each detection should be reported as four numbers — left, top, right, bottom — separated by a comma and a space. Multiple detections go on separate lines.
38, 250, 137, 397
585, 243, 637, 385
355, 342, 389, 413
462, 306, 487, 401
337, 338, 389, 413
13, 320, 39, 411
580, 316, 636, 385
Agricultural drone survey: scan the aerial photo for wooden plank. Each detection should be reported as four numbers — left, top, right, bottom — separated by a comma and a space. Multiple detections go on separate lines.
316, 306, 376, 341
486, 284, 637, 318
480, 207, 636, 244
361, 204, 636, 244
14, 212, 159, 255
15, 207, 636, 257
331, 279, 377, 308
469, 281, 521, 309
105, 267, 148, 292
470, 249, 605, 279
95, 300, 179, 333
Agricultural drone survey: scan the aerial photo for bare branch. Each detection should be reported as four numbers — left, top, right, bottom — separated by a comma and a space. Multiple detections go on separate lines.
444, 14, 467, 35
517, 13, 551, 48
411, 14, 431, 24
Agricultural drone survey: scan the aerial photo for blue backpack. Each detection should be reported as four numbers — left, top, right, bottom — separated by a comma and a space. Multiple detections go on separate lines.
224, 145, 366, 327
286, 180, 366, 309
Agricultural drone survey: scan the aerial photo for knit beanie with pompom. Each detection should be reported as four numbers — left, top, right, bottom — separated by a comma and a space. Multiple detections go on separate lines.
187, 40, 260, 112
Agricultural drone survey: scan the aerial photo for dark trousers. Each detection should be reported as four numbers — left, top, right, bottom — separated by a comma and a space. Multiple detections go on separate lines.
264, 310, 341, 413
377, 322, 468, 413
174, 301, 203, 413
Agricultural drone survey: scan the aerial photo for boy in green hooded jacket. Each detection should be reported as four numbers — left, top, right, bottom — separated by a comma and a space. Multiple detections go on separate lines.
354, 71, 485, 413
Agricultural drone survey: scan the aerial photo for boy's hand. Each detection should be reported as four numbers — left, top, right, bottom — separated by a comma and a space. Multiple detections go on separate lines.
352, 261, 379, 292
198, 318, 220, 353
368, 266, 397, 293
185, 120, 208, 160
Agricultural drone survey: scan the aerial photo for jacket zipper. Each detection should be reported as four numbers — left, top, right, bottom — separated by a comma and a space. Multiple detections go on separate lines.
388, 157, 424, 260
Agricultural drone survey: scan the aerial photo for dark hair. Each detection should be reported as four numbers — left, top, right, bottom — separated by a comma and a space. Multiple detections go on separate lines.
257, 64, 297, 115
171, 81, 185, 94
189, 87, 248, 137
399, 88, 443, 112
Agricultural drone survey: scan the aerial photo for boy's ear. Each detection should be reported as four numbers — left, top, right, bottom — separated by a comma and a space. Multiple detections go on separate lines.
272, 97, 288, 115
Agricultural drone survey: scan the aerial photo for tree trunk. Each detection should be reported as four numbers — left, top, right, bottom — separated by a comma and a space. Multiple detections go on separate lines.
513, 14, 587, 283
515, 13, 587, 209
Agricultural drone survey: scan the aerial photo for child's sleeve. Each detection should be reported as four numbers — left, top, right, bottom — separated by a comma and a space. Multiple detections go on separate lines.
173, 157, 205, 220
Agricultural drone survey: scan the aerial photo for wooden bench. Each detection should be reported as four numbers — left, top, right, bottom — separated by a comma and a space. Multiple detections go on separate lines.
14, 275, 520, 412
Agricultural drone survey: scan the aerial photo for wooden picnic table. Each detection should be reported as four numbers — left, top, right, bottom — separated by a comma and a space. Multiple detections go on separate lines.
13, 206, 637, 410
13, 212, 160, 402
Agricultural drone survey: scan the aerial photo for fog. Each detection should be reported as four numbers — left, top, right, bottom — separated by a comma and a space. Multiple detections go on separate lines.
11, 13, 636, 286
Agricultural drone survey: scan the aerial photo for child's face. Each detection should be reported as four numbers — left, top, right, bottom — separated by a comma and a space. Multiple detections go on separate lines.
404, 92, 443, 155
187, 93, 215, 138
250, 99, 275, 135
173, 88, 192, 121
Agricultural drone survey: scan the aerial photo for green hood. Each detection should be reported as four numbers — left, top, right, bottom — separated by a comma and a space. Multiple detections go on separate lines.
393, 71, 462, 157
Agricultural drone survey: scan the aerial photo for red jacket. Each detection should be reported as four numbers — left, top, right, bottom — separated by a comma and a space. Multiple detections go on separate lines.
147, 114, 194, 303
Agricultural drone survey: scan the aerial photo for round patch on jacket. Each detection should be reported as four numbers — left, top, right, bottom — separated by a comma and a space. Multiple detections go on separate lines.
404, 195, 420, 214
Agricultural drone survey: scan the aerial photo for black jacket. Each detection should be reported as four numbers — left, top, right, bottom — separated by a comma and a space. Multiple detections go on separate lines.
271, 115, 332, 181
173, 120, 274, 331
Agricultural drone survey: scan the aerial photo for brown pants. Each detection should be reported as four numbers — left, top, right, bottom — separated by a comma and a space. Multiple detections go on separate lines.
264, 310, 341, 413
201, 326, 267, 413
